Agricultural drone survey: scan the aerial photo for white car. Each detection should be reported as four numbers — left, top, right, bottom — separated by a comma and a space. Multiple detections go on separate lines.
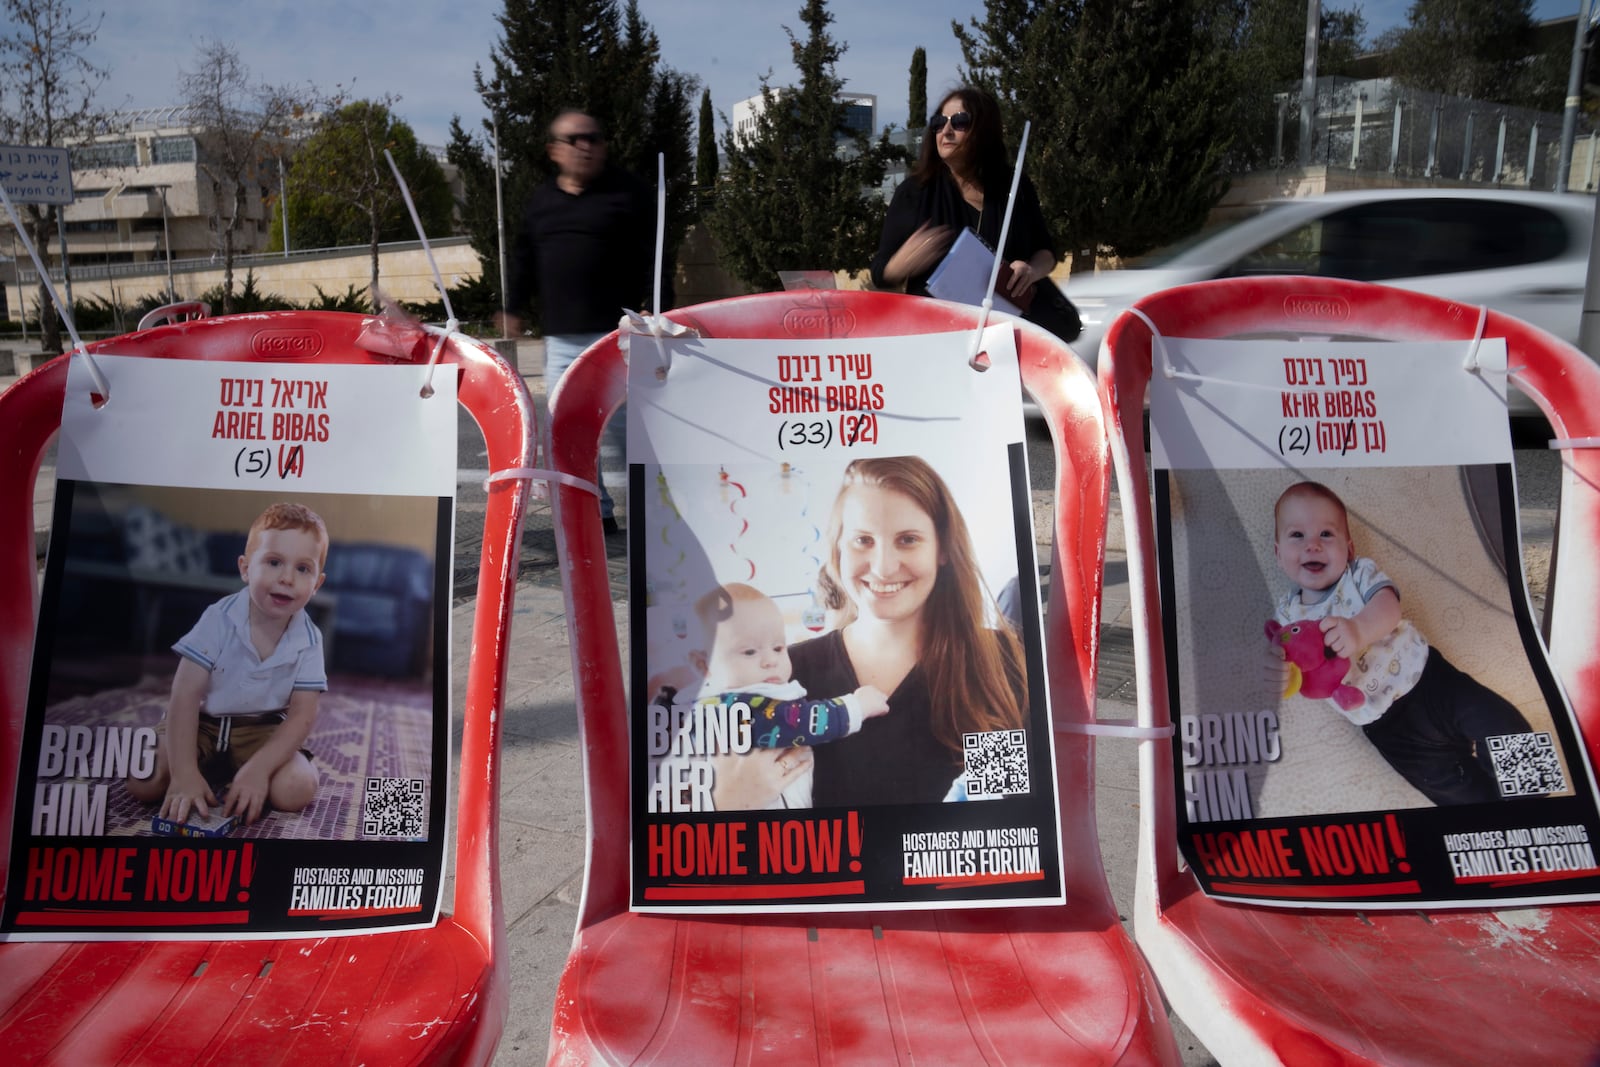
1060, 188, 1595, 419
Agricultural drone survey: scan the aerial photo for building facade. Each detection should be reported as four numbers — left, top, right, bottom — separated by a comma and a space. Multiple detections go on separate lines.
729, 91, 877, 148
4, 107, 284, 275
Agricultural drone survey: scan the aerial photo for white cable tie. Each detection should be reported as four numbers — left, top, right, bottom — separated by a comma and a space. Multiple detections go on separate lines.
1549, 437, 1600, 450
384, 149, 458, 397
653, 154, 666, 319
968, 120, 1030, 372
1462, 304, 1489, 373
968, 298, 994, 369
0, 184, 110, 403
417, 316, 460, 398
485, 466, 601, 502
619, 308, 694, 379
1128, 307, 1176, 382
71, 340, 113, 407
1056, 720, 1176, 739
1128, 306, 1327, 394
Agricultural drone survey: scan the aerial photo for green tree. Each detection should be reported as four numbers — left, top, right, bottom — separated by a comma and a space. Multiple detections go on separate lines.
448, 0, 694, 319
270, 99, 452, 312
906, 45, 928, 164
1230, 0, 1369, 168
706, 0, 894, 290
1377, 0, 1561, 109
696, 88, 718, 187
909, 46, 928, 128
957, 0, 1250, 262
0, 0, 112, 353
1238, 0, 1367, 84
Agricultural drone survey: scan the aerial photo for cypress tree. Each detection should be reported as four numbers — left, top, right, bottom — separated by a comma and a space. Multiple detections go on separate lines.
696, 89, 718, 188
705, 0, 894, 290
957, 0, 1251, 261
908, 46, 927, 128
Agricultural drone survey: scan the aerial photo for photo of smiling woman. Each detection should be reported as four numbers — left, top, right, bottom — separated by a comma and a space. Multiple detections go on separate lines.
712, 456, 1029, 808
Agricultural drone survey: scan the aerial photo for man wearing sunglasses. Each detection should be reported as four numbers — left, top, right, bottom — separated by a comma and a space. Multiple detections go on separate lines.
501, 109, 662, 536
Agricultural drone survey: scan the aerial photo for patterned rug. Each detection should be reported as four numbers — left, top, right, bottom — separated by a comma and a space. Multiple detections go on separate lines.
41, 673, 435, 842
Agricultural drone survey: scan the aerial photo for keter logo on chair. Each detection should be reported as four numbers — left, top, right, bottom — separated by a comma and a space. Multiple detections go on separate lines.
252, 329, 324, 359
1283, 294, 1351, 323
782, 304, 855, 337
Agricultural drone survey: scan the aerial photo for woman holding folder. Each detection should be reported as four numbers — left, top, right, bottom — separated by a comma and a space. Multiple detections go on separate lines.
870, 86, 1059, 317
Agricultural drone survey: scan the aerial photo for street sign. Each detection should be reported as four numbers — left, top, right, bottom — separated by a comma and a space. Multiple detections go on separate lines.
0, 144, 73, 206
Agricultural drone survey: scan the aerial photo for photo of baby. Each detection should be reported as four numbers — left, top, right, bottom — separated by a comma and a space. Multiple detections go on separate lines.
654, 581, 889, 811
33, 481, 445, 842
642, 453, 1033, 812
1165, 464, 1572, 819
1266, 481, 1537, 806
125, 502, 329, 830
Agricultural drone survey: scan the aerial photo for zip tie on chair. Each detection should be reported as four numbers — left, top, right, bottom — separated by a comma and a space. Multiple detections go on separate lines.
485, 466, 601, 504
1057, 720, 1176, 740
619, 308, 695, 379
0, 183, 112, 403
384, 148, 459, 397
1128, 307, 1328, 395
968, 121, 1031, 371
652, 155, 666, 321
616, 154, 683, 378
1461, 305, 1490, 373
418, 317, 460, 398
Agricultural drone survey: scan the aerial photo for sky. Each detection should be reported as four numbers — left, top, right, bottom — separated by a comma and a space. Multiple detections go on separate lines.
81, 0, 1580, 150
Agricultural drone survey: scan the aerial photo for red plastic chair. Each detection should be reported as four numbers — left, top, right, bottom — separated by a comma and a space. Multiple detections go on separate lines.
1101, 276, 1600, 1064
136, 300, 212, 331
0, 311, 532, 1064
545, 289, 1180, 1065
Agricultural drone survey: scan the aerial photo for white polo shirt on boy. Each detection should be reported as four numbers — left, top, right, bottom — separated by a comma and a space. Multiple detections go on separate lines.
172, 589, 327, 716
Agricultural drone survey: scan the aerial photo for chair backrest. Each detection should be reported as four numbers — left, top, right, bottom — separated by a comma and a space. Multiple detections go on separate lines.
0, 311, 534, 954
547, 289, 1116, 925
136, 300, 212, 331
1099, 274, 1600, 896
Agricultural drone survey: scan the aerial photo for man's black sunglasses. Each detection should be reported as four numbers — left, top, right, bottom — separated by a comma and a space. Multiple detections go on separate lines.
553, 131, 605, 147
928, 112, 973, 133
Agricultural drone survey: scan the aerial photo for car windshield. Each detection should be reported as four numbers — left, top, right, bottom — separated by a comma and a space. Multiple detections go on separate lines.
1127, 203, 1291, 268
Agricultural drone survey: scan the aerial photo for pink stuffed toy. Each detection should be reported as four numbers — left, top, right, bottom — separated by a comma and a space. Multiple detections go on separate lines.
1265, 619, 1364, 711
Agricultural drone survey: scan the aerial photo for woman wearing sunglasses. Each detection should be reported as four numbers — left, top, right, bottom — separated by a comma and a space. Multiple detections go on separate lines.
870, 86, 1058, 314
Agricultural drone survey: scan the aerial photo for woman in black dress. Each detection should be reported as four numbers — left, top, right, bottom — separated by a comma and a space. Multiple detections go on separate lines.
871, 86, 1057, 310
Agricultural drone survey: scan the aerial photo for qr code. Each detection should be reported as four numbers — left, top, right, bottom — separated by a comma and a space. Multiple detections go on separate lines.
1488, 732, 1566, 798
363, 777, 426, 838
961, 730, 1029, 798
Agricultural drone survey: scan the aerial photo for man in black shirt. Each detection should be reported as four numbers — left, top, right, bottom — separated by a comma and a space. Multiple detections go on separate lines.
498, 110, 659, 534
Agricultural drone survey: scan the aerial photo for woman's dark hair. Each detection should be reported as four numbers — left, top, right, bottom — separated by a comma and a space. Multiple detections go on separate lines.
816, 456, 1027, 750
912, 86, 1009, 188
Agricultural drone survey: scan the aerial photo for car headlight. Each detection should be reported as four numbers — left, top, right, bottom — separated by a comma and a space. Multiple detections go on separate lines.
1068, 297, 1108, 322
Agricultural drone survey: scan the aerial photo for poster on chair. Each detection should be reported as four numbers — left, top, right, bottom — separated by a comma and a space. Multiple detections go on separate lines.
1151, 337, 1600, 908
2, 356, 457, 939
625, 325, 1063, 912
